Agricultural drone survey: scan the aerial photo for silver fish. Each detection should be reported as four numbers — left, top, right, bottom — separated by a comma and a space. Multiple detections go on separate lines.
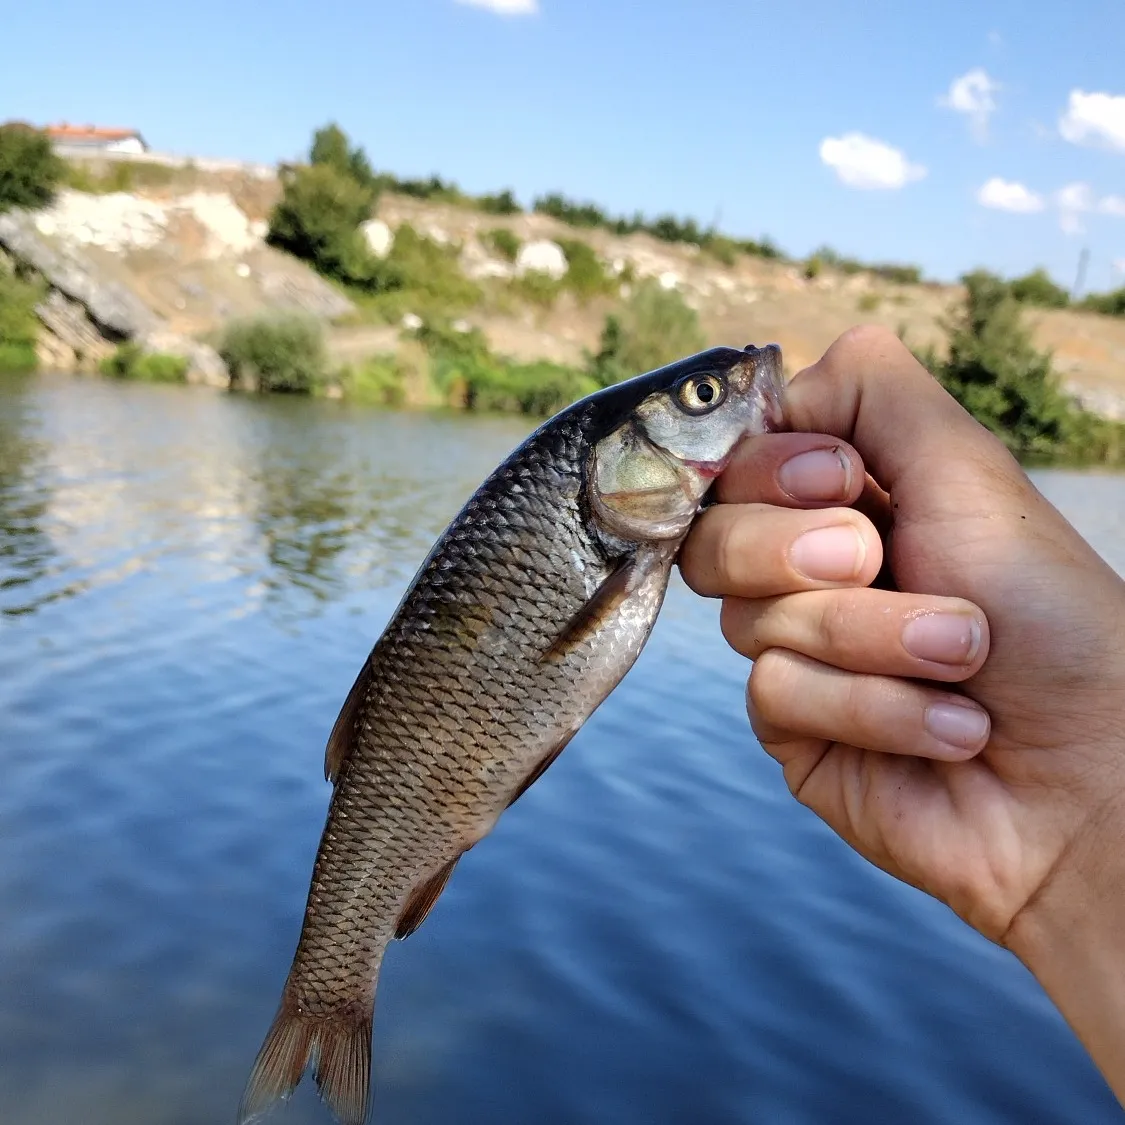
239, 344, 786, 1125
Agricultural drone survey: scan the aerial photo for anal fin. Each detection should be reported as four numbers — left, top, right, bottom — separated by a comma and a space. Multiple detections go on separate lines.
395, 856, 461, 939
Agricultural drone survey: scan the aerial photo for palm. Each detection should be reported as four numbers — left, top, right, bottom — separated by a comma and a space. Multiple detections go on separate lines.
783, 460, 1125, 943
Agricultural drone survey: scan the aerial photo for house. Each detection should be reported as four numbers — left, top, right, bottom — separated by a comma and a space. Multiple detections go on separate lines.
44, 124, 149, 157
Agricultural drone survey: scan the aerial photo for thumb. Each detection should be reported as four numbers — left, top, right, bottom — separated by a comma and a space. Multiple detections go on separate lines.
782, 325, 1017, 495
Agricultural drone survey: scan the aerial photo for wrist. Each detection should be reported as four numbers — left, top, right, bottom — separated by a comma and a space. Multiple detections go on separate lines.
1004, 828, 1125, 1104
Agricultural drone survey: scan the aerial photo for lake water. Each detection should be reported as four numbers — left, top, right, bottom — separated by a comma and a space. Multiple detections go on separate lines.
2, 371, 1124, 1125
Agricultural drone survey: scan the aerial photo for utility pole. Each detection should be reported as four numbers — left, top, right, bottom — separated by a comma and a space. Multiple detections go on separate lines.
1073, 247, 1090, 301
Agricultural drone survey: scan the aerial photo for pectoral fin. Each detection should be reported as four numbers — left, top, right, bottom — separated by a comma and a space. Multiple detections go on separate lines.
540, 556, 636, 663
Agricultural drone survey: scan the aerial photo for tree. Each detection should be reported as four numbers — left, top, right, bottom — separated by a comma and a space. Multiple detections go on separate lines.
926, 270, 1081, 459
1009, 267, 1070, 309
0, 124, 64, 213
589, 280, 705, 387
309, 122, 376, 192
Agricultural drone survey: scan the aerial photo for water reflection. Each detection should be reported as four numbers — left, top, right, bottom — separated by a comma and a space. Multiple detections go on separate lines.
0, 373, 57, 617
0, 376, 533, 621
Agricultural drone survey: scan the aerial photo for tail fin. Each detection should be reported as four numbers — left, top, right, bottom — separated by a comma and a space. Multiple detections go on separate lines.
238, 998, 373, 1125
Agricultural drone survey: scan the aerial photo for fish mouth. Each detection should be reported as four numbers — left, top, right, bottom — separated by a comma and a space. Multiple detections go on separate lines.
682, 453, 734, 480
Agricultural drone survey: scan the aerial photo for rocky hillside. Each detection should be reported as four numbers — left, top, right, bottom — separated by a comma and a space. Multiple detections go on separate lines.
4, 161, 1125, 415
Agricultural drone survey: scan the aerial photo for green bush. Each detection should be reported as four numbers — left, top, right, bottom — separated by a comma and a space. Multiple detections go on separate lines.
1009, 267, 1070, 309
803, 256, 823, 281
340, 354, 409, 406
417, 320, 595, 415
588, 280, 705, 387
0, 271, 40, 371
857, 292, 882, 312
1080, 286, 1125, 317
509, 269, 563, 309
558, 238, 614, 301
267, 162, 381, 286
0, 124, 64, 213
219, 315, 328, 394
478, 190, 521, 215
484, 227, 521, 262
99, 342, 188, 382
385, 223, 480, 307
915, 269, 1125, 464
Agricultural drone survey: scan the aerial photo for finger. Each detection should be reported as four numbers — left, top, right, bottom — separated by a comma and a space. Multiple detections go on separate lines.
714, 433, 866, 508
680, 504, 884, 599
721, 588, 990, 682
748, 649, 991, 762
784, 325, 1022, 503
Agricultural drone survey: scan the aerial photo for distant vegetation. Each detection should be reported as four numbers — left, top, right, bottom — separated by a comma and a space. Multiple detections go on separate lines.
910, 269, 1125, 466
0, 270, 41, 373
589, 279, 706, 388
0, 123, 64, 213
220, 315, 329, 393
100, 343, 188, 383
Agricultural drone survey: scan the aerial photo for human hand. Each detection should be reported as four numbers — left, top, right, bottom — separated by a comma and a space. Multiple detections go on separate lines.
679, 327, 1125, 993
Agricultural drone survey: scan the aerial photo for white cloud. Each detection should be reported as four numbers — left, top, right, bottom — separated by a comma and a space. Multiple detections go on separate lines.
818, 133, 927, 190
1114, 259, 1125, 275
1056, 181, 1094, 235
1059, 90, 1125, 151
1099, 194, 1125, 217
940, 68, 1000, 142
454, 0, 539, 13
977, 177, 1044, 213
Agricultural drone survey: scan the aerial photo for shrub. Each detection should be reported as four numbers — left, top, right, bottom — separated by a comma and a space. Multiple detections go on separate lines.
386, 223, 480, 308
0, 271, 40, 372
267, 162, 380, 285
0, 124, 65, 213
803, 256, 823, 281
309, 123, 378, 193
484, 227, 521, 262
478, 190, 521, 215
509, 269, 563, 309
558, 238, 614, 301
1009, 267, 1070, 309
703, 236, 739, 266
1080, 286, 1125, 317
917, 269, 1124, 464
99, 342, 188, 382
588, 280, 705, 387
219, 315, 328, 394
533, 193, 607, 228
340, 354, 408, 406
857, 292, 882, 313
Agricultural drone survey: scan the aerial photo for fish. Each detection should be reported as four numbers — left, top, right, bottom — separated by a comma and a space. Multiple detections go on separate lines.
237, 344, 787, 1125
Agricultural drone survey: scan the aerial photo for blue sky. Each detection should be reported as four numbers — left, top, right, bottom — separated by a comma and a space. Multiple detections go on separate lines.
4, 0, 1125, 289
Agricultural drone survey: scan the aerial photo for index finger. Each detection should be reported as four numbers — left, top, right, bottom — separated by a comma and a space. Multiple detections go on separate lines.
715, 432, 867, 508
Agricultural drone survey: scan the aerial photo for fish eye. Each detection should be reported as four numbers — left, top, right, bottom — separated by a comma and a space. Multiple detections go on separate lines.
676, 373, 726, 415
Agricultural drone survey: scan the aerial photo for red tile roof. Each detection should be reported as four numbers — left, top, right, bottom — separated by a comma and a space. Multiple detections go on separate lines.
45, 123, 142, 142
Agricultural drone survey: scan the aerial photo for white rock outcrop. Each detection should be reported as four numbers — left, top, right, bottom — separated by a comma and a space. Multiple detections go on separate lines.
33, 189, 266, 260
360, 219, 394, 258
515, 240, 568, 280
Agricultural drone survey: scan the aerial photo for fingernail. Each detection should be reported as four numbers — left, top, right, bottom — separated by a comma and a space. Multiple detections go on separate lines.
924, 700, 990, 752
777, 447, 852, 502
789, 525, 866, 582
902, 613, 982, 666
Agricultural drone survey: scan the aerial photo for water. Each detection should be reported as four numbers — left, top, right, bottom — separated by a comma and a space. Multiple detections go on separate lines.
1, 371, 1122, 1125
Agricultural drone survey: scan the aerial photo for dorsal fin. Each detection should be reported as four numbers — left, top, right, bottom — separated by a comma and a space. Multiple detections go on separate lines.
324, 661, 372, 785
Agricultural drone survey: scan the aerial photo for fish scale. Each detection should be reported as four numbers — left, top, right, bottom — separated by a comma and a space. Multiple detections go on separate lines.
238, 344, 785, 1125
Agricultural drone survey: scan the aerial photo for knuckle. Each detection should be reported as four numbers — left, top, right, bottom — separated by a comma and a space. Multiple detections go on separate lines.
719, 598, 755, 657
834, 323, 903, 360
815, 595, 853, 654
